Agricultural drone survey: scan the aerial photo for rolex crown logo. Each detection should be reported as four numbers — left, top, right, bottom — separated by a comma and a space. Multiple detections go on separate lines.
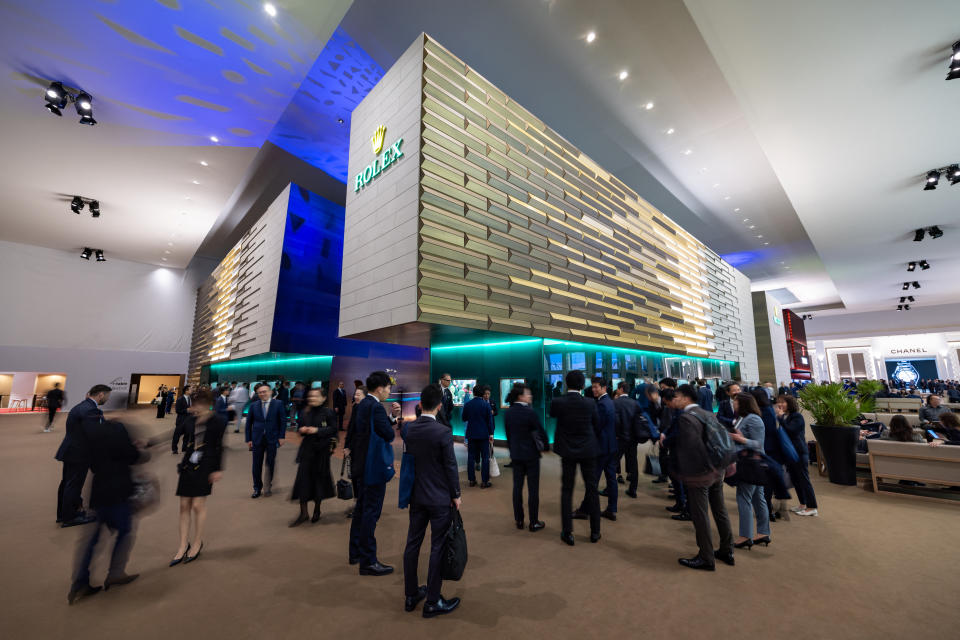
371, 125, 387, 154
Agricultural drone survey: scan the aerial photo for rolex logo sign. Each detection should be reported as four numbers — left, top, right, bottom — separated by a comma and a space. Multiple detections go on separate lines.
354, 125, 404, 192
371, 125, 386, 154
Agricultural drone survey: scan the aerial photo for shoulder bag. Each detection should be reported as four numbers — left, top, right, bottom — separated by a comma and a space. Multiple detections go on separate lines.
336, 456, 353, 500
398, 440, 416, 509
363, 406, 396, 485
440, 510, 468, 581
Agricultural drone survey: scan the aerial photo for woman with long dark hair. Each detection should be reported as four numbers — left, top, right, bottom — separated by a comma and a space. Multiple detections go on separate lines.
171, 389, 226, 565
776, 394, 819, 517
750, 388, 792, 521
289, 387, 338, 526
730, 392, 771, 549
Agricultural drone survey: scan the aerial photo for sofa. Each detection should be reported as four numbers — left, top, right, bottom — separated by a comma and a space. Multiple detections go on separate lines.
867, 439, 960, 502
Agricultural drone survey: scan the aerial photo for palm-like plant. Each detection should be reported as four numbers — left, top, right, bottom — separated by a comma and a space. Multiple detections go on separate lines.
799, 382, 861, 427
854, 379, 883, 414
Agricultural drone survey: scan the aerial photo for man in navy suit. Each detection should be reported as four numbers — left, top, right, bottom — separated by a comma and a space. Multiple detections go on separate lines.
172, 385, 193, 454
697, 379, 714, 412
437, 373, 454, 429
578, 377, 618, 520
333, 381, 348, 431
401, 383, 462, 618
462, 384, 495, 488
56, 384, 111, 526
716, 382, 739, 429
245, 382, 286, 498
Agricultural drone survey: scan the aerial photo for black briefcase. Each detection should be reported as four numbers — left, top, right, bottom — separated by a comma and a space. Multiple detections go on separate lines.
336, 457, 353, 500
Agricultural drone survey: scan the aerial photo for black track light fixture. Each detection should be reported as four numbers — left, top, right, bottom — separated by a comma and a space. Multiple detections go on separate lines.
913, 228, 925, 242
905, 304, 911, 310
907, 261, 917, 272
948, 40, 960, 80
902, 282, 910, 290
899, 296, 906, 304
912, 281, 921, 289
908, 296, 915, 302
919, 260, 930, 270
76, 91, 96, 126
924, 170, 940, 190
95, 249, 105, 262
71, 196, 84, 214
897, 304, 904, 311
89, 200, 100, 218
80, 247, 92, 260
44, 81, 68, 116
948, 165, 960, 185
928, 225, 943, 239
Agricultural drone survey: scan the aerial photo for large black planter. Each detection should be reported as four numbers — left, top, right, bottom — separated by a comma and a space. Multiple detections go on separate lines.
811, 424, 861, 485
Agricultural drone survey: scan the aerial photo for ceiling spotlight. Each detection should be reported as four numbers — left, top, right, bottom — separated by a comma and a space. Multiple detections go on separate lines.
71, 196, 84, 214
80, 247, 92, 260
912, 281, 921, 289
210, 135, 219, 142
913, 228, 925, 242
264, 3, 277, 17
947, 40, 960, 80
899, 296, 906, 303
683, 149, 692, 155
948, 164, 960, 185
919, 259, 930, 270
924, 170, 940, 190
897, 305, 903, 311
618, 70, 629, 81
904, 304, 911, 310
645, 102, 654, 110
95, 249, 105, 262
89, 200, 100, 218
928, 225, 943, 239
200, 160, 209, 166
666, 128, 675, 135
734, 208, 741, 212
902, 282, 910, 290
908, 296, 915, 302
336, 117, 344, 124
73, 91, 96, 125
44, 81, 68, 116
907, 261, 917, 272
586, 31, 596, 44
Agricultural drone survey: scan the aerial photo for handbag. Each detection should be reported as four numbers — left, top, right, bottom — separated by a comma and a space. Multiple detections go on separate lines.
336, 457, 354, 500
735, 450, 769, 485
363, 407, 395, 485
440, 510, 468, 581
777, 426, 799, 463
488, 442, 500, 478
398, 445, 416, 509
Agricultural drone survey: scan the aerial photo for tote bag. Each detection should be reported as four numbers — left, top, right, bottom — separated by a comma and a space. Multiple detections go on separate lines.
440, 510, 468, 581
397, 446, 416, 509
488, 442, 501, 478
363, 409, 395, 485
336, 457, 353, 500
777, 426, 800, 464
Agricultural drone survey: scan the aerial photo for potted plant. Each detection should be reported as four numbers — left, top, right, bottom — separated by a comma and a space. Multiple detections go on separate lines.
799, 382, 865, 485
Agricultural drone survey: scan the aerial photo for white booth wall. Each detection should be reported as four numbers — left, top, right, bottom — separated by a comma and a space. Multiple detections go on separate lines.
811, 332, 960, 383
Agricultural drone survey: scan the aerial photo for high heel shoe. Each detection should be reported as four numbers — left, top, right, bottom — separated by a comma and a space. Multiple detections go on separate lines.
169, 544, 190, 567
733, 539, 753, 550
753, 536, 771, 547
184, 541, 203, 563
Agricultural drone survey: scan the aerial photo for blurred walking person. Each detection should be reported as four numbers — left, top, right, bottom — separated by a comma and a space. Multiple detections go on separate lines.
289, 387, 338, 526
44, 382, 65, 433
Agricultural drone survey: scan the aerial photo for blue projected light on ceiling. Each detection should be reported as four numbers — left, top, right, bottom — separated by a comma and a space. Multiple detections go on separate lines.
267, 28, 383, 182
721, 251, 762, 267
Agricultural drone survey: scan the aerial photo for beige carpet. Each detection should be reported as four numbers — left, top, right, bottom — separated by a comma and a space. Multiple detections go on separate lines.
0, 410, 955, 640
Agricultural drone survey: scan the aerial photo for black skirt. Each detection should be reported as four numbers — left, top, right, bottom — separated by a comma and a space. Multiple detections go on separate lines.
290, 446, 335, 502
176, 462, 213, 497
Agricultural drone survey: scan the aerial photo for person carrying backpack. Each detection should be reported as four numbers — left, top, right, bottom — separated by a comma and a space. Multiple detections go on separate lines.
672, 384, 734, 572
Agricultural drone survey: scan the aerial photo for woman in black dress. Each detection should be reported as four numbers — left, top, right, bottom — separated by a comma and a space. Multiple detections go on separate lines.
289, 387, 338, 526
171, 389, 226, 565
156, 386, 168, 419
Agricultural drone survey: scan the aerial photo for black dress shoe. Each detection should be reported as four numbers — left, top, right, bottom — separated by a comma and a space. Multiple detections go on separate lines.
560, 531, 575, 546
61, 513, 97, 528
599, 487, 608, 497
714, 550, 735, 566
529, 521, 545, 532
601, 510, 616, 521
289, 514, 309, 527
251, 490, 261, 499
678, 556, 715, 571
625, 489, 638, 499
516, 520, 524, 530
590, 531, 602, 543
671, 512, 692, 521
67, 584, 101, 605
359, 561, 394, 576
348, 557, 359, 565
481, 482, 492, 489
468, 481, 477, 487
311, 510, 321, 523
666, 504, 683, 513
423, 596, 460, 618
104, 573, 139, 590
617, 475, 625, 484
571, 510, 588, 520
504, 462, 513, 468
405, 585, 427, 612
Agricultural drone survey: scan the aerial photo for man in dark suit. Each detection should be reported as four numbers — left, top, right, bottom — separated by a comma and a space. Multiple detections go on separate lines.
44, 382, 65, 432
697, 379, 714, 412
613, 381, 640, 499
164, 386, 175, 415
550, 370, 601, 545
333, 381, 348, 431
716, 382, 739, 429
346, 371, 400, 576
245, 382, 286, 498
172, 385, 193, 454
401, 383, 462, 618
505, 383, 548, 531
578, 377, 618, 521
68, 416, 143, 604
437, 373, 454, 429
462, 385, 495, 488
56, 384, 111, 526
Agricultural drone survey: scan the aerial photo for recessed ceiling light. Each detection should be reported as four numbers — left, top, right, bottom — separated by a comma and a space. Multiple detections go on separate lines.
167, 242, 174, 246
162, 257, 168, 261
734, 208, 740, 212
784, 266, 790, 269
164, 250, 171, 254
618, 70, 629, 81
683, 149, 692, 155
764, 242, 769, 245
723, 195, 731, 200
209, 135, 219, 143
749, 225, 755, 229
192, 180, 200, 184
200, 161, 208, 167
666, 128, 675, 135
180, 212, 187, 216
264, 3, 277, 17
712, 183, 720, 188
743, 218, 749, 222
185, 197, 191, 200
757, 235, 763, 238
586, 31, 596, 43
645, 101, 654, 110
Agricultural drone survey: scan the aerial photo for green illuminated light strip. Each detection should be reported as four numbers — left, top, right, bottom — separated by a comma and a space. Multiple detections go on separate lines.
210, 355, 333, 369
542, 339, 735, 365
431, 338, 543, 351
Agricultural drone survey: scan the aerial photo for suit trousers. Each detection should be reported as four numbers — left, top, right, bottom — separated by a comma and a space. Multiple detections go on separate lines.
561, 456, 600, 535
57, 461, 88, 522
785, 459, 818, 509
582, 452, 618, 513
251, 439, 277, 492
349, 479, 386, 566
686, 478, 733, 566
171, 420, 193, 453
72, 502, 134, 589
620, 442, 639, 492
403, 503, 453, 602
466, 438, 490, 484
46, 406, 58, 428
511, 459, 540, 523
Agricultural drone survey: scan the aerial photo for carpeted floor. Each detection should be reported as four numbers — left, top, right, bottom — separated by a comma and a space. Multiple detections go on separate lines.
0, 409, 955, 640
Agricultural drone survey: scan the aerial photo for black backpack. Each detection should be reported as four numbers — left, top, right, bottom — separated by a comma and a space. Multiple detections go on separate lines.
689, 409, 735, 470
633, 412, 653, 444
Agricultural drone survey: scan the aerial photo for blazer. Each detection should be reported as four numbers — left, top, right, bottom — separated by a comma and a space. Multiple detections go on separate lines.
214, 395, 230, 422
614, 394, 638, 445
245, 398, 287, 445
462, 396, 494, 440
175, 394, 191, 426
348, 394, 396, 482
595, 394, 618, 455
778, 411, 808, 461
505, 402, 547, 461
734, 413, 765, 453
86, 418, 141, 509
716, 399, 736, 429
697, 385, 714, 412
55, 398, 102, 464
437, 386, 454, 428
403, 415, 461, 506
333, 387, 348, 411
549, 391, 599, 459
